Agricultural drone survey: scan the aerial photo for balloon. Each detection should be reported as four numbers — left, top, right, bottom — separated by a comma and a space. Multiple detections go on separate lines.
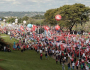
55, 25, 60, 30
27, 24, 32, 28
55, 15, 62, 21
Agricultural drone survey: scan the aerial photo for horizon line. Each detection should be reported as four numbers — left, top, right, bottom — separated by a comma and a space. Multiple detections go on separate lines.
0, 11, 46, 12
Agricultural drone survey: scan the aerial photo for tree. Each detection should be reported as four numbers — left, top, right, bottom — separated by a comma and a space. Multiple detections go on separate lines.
44, 3, 90, 32
6, 17, 15, 23
18, 18, 22, 23
31, 15, 45, 19
44, 9, 58, 25
22, 16, 29, 21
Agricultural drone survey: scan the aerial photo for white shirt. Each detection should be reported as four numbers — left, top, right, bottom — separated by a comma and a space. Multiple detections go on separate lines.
4, 46, 6, 50
59, 51, 62, 56
45, 47, 48, 51
55, 50, 59, 54
86, 65, 89, 70
52, 50, 54, 53
40, 50, 42, 53
64, 57, 66, 60
83, 53, 85, 57
72, 62, 75, 66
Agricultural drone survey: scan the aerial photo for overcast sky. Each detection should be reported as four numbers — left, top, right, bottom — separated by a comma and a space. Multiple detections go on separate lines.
0, 0, 90, 12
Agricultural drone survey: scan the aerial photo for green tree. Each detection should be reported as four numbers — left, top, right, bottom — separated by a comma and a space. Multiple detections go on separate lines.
32, 15, 45, 19
18, 18, 22, 23
44, 9, 58, 25
6, 17, 15, 23
44, 3, 90, 32
22, 16, 29, 21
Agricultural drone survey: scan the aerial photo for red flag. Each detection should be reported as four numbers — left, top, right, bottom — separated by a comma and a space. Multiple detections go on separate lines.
32, 25, 37, 31
44, 26, 49, 31
26, 27, 31, 31
20, 26, 24, 31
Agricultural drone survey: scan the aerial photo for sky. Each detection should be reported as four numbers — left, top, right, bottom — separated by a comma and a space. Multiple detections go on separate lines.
0, 0, 90, 12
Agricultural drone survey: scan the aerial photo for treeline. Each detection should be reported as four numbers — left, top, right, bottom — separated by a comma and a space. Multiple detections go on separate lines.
2, 15, 45, 25
0, 12, 45, 18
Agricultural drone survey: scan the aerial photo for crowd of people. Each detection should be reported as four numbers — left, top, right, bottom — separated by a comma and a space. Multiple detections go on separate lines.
0, 24, 90, 70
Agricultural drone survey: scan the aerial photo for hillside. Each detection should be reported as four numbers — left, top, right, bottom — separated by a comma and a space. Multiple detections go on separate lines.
0, 12, 45, 18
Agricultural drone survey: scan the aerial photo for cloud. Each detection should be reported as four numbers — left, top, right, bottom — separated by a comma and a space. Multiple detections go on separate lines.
0, 0, 89, 11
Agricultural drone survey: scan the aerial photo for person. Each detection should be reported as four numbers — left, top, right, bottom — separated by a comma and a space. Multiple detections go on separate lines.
45, 46, 48, 53
4, 46, 6, 52
72, 62, 75, 70
74, 57, 76, 63
13, 41, 16, 50
60, 55, 62, 64
40, 53, 43, 60
81, 63, 83, 70
68, 62, 71, 70
75, 60, 79, 70
45, 52, 48, 59
62, 62, 65, 70
85, 65, 89, 70
7, 47, 11, 52
23, 44, 26, 51
37, 47, 39, 53
40, 48, 42, 54
64, 56, 66, 62
17, 43, 20, 50
21, 46, 23, 52
56, 56, 58, 64
40, 48, 43, 60
66, 53, 68, 62
10, 36, 12, 40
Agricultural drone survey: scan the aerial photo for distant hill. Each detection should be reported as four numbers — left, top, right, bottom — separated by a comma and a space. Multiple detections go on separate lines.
0, 11, 45, 18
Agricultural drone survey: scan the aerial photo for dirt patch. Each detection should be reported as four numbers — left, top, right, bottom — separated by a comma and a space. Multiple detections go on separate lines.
0, 67, 4, 70
0, 59, 4, 61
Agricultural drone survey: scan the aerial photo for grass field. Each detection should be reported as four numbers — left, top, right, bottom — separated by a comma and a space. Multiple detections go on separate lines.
0, 34, 68, 70
0, 34, 18, 44
0, 50, 67, 70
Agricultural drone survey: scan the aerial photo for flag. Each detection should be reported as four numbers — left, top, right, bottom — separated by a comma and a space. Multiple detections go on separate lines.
32, 25, 37, 31
26, 27, 31, 31
86, 39, 89, 44
47, 31, 51, 38
20, 26, 24, 31
44, 30, 51, 39
44, 26, 49, 31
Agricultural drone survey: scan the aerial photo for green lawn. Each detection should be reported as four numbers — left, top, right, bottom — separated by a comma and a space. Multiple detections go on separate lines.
0, 34, 18, 44
0, 50, 68, 70
0, 34, 68, 70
